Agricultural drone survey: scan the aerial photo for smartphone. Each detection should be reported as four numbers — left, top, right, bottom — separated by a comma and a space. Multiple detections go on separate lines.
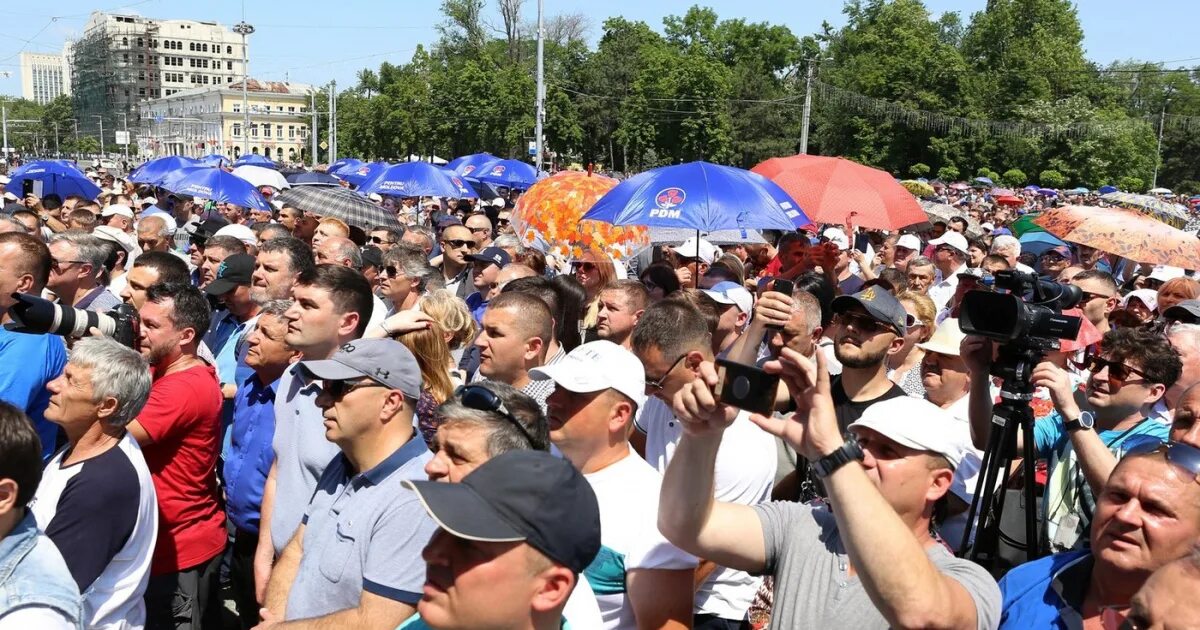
22, 178, 34, 198
854, 233, 870, 254
715, 358, 780, 416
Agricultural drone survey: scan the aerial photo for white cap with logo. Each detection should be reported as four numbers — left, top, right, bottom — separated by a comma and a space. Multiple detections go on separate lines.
848, 396, 971, 470
675, 236, 718, 264
529, 340, 646, 409
896, 234, 921, 251
928, 231, 969, 255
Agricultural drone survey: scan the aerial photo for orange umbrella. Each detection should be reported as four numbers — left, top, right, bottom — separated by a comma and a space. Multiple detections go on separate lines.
511, 171, 649, 261
751, 154, 925, 230
1033, 205, 1200, 267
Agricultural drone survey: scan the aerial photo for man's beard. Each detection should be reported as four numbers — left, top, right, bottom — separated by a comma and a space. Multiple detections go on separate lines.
834, 341, 889, 369
146, 340, 175, 366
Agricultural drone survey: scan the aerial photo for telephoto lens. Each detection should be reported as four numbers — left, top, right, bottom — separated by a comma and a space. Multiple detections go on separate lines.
5, 293, 140, 349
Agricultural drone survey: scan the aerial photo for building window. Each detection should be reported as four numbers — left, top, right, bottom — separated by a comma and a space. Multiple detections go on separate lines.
227, 60, 233, 70
299, 127, 307, 139
277, 125, 283, 137
139, 88, 145, 96
233, 103, 241, 113
288, 125, 295, 138
137, 54, 144, 63
263, 125, 271, 138
189, 42, 195, 51
233, 124, 241, 137
123, 53, 129, 62
138, 37, 144, 47
138, 71, 145, 80
227, 45, 233, 54
203, 43, 209, 52
226, 77, 233, 83
251, 124, 258, 138
122, 37, 128, 46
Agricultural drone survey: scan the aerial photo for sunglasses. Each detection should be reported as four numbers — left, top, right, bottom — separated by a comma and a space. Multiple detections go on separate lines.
1142, 278, 1164, 291
323, 378, 385, 400
1079, 355, 1149, 389
51, 258, 88, 271
496, 218, 510, 226
904, 313, 923, 329
469, 226, 491, 234
832, 311, 893, 335
645, 353, 687, 392
1119, 438, 1200, 481
1079, 290, 1114, 303
370, 236, 395, 245
443, 239, 477, 250
572, 261, 597, 273
455, 385, 535, 447
383, 265, 403, 279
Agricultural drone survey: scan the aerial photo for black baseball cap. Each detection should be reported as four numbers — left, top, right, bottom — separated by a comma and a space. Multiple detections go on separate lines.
204, 254, 255, 296
360, 245, 383, 270
1163, 299, 1200, 324
831, 286, 907, 336
402, 450, 601, 574
466, 246, 511, 269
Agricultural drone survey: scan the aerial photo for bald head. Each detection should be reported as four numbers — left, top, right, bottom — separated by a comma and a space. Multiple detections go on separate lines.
314, 236, 361, 269
488, 264, 537, 301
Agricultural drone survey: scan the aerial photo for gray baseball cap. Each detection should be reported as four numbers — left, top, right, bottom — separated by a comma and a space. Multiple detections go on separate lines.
299, 339, 422, 400
831, 286, 907, 336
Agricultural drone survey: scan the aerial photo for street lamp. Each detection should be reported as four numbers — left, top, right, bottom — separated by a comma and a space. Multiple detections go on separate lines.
234, 21, 255, 159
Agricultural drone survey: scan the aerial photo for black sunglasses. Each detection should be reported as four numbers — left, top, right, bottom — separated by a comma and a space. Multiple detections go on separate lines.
496, 218, 510, 226
833, 311, 892, 335
1080, 355, 1149, 388
1120, 437, 1200, 481
455, 385, 536, 447
383, 265, 402, 279
323, 378, 384, 399
370, 236, 394, 245
572, 261, 597, 273
443, 239, 477, 250
645, 353, 687, 392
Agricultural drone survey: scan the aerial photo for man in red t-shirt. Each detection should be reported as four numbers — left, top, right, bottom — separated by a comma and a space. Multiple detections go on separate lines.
126, 281, 225, 630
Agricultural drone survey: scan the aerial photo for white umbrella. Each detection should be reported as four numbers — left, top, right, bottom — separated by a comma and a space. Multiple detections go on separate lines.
1149, 187, 1173, 195
232, 164, 291, 190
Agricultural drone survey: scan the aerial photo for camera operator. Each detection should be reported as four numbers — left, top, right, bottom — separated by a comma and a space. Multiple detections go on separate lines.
963, 326, 1180, 553
0, 232, 68, 459
47, 232, 121, 313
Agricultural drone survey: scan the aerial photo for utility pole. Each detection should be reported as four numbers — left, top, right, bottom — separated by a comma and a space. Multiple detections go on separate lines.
73, 119, 79, 160
328, 80, 336, 165
53, 122, 59, 157
310, 89, 318, 166
120, 112, 130, 161
235, 20, 255, 158
1152, 95, 1170, 190
94, 114, 105, 156
534, 0, 545, 172
2, 107, 7, 164
799, 60, 816, 155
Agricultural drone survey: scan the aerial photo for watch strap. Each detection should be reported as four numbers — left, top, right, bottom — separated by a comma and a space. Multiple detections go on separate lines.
812, 438, 864, 478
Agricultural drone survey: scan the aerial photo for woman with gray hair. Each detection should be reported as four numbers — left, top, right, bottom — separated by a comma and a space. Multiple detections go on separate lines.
30, 337, 159, 629
379, 244, 439, 316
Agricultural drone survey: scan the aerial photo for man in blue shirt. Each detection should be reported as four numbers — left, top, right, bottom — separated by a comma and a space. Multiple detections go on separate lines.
0, 232, 68, 459
464, 247, 510, 324
998, 445, 1200, 629
222, 301, 298, 628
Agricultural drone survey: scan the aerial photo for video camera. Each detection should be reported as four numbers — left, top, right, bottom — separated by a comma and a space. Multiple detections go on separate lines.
960, 270, 1082, 350
5, 293, 140, 349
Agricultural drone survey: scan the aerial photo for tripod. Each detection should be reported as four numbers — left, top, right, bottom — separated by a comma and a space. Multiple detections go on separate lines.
958, 344, 1048, 575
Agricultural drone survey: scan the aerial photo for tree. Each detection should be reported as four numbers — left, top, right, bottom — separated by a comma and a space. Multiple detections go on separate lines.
1117, 176, 1145, 193
497, 0, 525, 63
1001, 168, 1027, 187
910, 163, 930, 178
937, 165, 960, 181
1039, 169, 1066, 189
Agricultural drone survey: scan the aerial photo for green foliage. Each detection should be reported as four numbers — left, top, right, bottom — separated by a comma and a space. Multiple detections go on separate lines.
1117, 176, 1145, 193
1001, 168, 1027, 187
910, 163, 930, 178
1039, 169, 1066, 189
936, 165, 959, 181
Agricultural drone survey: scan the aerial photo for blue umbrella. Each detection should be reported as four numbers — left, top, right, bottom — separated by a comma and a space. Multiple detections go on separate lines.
198, 154, 230, 167
340, 161, 390, 187
129, 156, 201, 186
1098, 185, 1118, 194
1068, 186, 1090, 194
1018, 231, 1067, 257
1038, 189, 1059, 197
973, 176, 994, 186
447, 152, 498, 178
1023, 184, 1041, 191
581, 161, 808, 233
328, 158, 362, 175
233, 153, 276, 168
159, 166, 214, 193
165, 168, 271, 212
286, 171, 341, 187
358, 162, 478, 198
7, 160, 102, 200
474, 159, 540, 189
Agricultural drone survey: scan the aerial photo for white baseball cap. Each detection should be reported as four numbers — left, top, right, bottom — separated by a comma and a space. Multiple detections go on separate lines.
701, 281, 753, 314
140, 196, 157, 207
100, 204, 134, 219
822, 227, 850, 250
214, 223, 258, 247
848, 396, 971, 469
675, 236, 718, 264
1149, 265, 1185, 283
916, 318, 966, 356
896, 234, 921, 251
928, 231, 969, 255
0, 175, 10, 185
1122, 289, 1158, 312
92, 226, 140, 258
529, 340, 646, 409
367, 193, 383, 203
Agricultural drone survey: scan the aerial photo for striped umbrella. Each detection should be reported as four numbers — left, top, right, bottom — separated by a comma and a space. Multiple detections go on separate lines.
274, 186, 401, 230
1099, 191, 1189, 229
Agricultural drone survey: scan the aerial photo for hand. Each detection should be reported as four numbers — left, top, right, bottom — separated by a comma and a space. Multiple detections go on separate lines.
381, 310, 433, 335
748, 347, 843, 462
848, 248, 866, 266
253, 607, 279, 629
1031, 361, 1079, 417
674, 265, 693, 286
753, 291, 794, 329
671, 360, 738, 438
23, 194, 40, 209
959, 335, 994, 375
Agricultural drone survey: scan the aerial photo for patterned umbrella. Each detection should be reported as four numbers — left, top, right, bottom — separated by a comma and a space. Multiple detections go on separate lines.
752, 155, 925, 230
1034, 205, 1200, 267
918, 201, 982, 235
990, 188, 1016, 197
1010, 213, 1045, 237
274, 186, 401, 230
900, 180, 935, 198
1099, 191, 1189, 229
511, 171, 648, 260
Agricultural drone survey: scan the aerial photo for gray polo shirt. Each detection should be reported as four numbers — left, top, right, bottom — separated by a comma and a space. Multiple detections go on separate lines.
285, 435, 435, 621
270, 363, 340, 553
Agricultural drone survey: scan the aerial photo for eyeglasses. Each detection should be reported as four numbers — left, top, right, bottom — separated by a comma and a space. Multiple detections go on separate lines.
572, 261, 597, 273
370, 236, 395, 245
1080, 355, 1150, 389
455, 384, 536, 447
322, 378, 385, 400
645, 353, 687, 392
1119, 438, 1200, 481
1079, 290, 1114, 303
382, 265, 405, 279
51, 259, 88, 271
904, 313, 923, 329
832, 311, 892, 336
443, 239, 477, 250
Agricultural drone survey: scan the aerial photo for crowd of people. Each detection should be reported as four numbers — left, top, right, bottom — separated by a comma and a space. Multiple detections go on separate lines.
0, 162, 1198, 630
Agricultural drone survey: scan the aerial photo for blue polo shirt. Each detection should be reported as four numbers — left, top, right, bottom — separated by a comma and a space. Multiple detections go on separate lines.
222, 374, 278, 534
998, 549, 1092, 629
285, 435, 435, 621
0, 328, 67, 460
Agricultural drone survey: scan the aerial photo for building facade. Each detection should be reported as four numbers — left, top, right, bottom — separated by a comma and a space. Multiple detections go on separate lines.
19, 50, 72, 105
70, 11, 247, 149
140, 80, 312, 163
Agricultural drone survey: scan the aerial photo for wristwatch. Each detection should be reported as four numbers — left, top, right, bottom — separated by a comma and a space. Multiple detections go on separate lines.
812, 438, 865, 478
1065, 412, 1095, 432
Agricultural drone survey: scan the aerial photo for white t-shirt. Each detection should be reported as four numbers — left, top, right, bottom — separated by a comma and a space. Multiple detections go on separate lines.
940, 394, 986, 549
369, 293, 388, 334
562, 572, 604, 630
583, 450, 697, 629
31, 434, 158, 630
636, 398, 776, 620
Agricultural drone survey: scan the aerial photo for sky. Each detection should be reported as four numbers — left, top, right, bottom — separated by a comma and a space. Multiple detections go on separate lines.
1, 0, 1197, 98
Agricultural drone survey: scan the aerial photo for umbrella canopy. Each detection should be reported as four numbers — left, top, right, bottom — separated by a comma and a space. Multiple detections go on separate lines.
1018, 230, 1068, 257
1067, 187, 1090, 194
990, 188, 1016, 197
358, 162, 477, 198
1034, 205, 1200, 267
198, 154, 230, 167
327, 158, 362, 176
165, 168, 271, 212
1038, 189, 1059, 197
583, 161, 807, 233
919, 201, 982, 235
274, 186, 401, 230
233, 153, 276, 168
286, 171, 341, 187
511, 171, 648, 260
1099, 191, 1189, 229
158, 166, 213, 193
1010, 213, 1045, 238
1023, 185, 1041, 191
973, 176, 994, 186
1149, 187, 1172, 195
232, 165, 291, 190
949, 182, 971, 191
7, 161, 102, 200
1097, 185, 1118, 195
475, 159, 541, 189
900, 180, 935, 198
648, 226, 766, 246
994, 195, 1024, 207
751, 154, 923, 230
446, 152, 498, 178
129, 156, 201, 186
340, 161, 389, 187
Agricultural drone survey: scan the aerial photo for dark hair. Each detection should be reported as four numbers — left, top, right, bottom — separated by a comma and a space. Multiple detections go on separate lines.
861, 277, 895, 293
204, 234, 248, 256
792, 271, 835, 327
371, 226, 406, 244
489, 291, 554, 347
1073, 269, 1118, 293
517, 248, 546, 276
1103, 327, 1182, 389
949, 217, 969, 230
631, 299, 710, 359
878, 268, 908, 292
259, 237, 316, 278
639, 262, 681, 297
258, 223, 291, 242
603, 279, 650, 313
0, 232, 51, 289
131, 251, 191, 285
502, 276, 565, 346
777, 231, 809, 250
0, 402, 43, 507
41, 194, 63, 210
550, 275, 586, 351
966, 237, 986, 252
145, 282, 212, 339
435, 381, 549, 453
295, 264, 374, 338
68, 208, 97, 230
